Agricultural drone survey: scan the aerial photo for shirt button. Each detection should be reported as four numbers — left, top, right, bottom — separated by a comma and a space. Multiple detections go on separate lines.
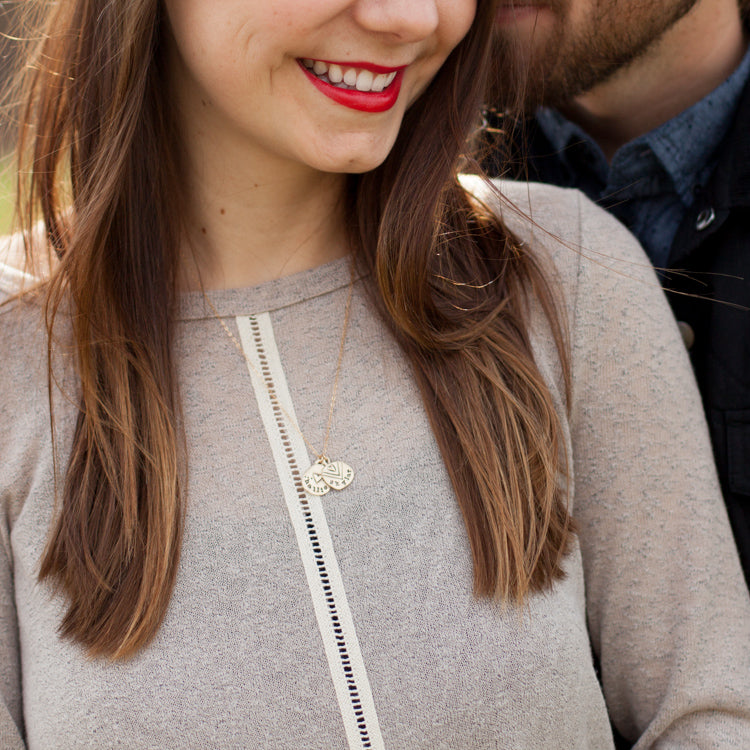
695, 207, 715, 231
677, 321, 695, 349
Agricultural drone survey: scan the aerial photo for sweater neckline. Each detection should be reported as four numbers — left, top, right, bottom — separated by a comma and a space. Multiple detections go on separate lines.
178, 255, 359, 321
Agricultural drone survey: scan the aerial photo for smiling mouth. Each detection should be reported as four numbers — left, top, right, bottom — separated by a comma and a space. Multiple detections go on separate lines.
297, 58, 406, 113
300, 59, 400, 93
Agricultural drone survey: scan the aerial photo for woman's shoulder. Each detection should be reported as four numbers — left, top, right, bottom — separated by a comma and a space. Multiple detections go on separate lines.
0, 238, 59, 531
459, 174, 663, 307
0, 234, 51, 399
460, 175, 585, 224
461, 176, 652, 265
0, 233, 36, 304
459, 174, 607, 229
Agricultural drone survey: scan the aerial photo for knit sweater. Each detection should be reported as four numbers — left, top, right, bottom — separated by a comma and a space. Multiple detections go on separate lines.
1, 180, 749, 749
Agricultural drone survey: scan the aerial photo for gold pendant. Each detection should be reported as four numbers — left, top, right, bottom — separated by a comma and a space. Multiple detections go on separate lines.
302, 458, 354, 496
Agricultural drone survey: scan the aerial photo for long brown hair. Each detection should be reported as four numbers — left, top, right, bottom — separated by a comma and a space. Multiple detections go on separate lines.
14, 0, 572, 659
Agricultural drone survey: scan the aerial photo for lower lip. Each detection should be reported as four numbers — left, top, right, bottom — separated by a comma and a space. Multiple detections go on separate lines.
298, 62, 404, 113
495, 5, 544, 25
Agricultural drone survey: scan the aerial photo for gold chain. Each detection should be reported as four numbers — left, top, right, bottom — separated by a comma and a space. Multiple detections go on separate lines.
201, 263, 356, 468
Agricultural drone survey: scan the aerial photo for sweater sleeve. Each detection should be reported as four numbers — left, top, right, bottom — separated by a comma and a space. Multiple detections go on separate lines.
566, 189, 750, 746
0, 257, 29, 748
0, 521, 24, 749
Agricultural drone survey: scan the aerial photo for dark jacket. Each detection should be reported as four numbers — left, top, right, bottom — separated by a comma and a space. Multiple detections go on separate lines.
492, 77, 750, 588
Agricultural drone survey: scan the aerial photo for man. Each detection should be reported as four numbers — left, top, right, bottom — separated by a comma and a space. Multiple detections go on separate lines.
490, 0, 750, 587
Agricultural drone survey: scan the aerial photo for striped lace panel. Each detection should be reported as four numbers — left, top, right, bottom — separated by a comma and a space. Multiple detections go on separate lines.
235, 313, 385, 750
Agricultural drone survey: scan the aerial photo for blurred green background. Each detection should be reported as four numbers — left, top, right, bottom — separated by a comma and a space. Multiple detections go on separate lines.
0, 155, 15, 234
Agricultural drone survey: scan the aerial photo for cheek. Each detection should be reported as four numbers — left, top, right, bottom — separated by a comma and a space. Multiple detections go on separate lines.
440, 0, 477, 53
407, 0, 476, 102
165, 8, 267, 112
164, 1, 261, 73
431, 0, 479, 78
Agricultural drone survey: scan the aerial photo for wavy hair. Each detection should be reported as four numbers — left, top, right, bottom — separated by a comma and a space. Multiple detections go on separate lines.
14, 0, 572, 658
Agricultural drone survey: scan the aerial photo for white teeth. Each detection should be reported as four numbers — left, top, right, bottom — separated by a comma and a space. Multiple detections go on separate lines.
371, 73, 387, 92
302, 59, 400, 93
355, 70, 374, 91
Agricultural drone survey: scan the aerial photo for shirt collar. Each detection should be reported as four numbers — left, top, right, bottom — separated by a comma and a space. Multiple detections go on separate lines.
536, 45, 750, 206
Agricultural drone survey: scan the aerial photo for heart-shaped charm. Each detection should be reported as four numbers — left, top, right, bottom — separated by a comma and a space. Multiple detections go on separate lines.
302, 463, 330, 496
320, 460, 354, 490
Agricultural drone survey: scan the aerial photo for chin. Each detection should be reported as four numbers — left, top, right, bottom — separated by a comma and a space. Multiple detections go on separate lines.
307, 135, 397, 176
341, 156, 390, 175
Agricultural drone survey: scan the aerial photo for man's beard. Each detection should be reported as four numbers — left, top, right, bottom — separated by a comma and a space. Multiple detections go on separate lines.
491, 0, 699, 113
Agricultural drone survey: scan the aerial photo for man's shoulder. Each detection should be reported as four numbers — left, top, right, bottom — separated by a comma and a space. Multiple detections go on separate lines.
710, 71, 750, 189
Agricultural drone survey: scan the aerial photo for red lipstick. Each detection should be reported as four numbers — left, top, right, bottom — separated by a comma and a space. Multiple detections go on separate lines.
298, 60, 405, 113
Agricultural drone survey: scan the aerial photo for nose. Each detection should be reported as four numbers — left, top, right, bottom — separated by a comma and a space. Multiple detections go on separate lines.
351, 0, 440, 42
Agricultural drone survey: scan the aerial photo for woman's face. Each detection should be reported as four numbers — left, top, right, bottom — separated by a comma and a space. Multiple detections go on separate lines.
163, 0, 477, 176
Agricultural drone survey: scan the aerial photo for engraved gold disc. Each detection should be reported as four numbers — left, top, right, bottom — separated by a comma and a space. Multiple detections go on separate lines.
320, 460, 354, 490
302, 463, 330, 496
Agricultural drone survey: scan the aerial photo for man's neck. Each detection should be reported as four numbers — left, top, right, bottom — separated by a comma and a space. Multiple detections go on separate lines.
559, 0, 748, 161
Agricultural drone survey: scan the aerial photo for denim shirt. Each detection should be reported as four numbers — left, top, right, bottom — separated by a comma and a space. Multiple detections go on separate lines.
535, 47, 750, 269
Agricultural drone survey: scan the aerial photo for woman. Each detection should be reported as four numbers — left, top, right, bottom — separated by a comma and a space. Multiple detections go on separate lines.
1, 0, 748, 747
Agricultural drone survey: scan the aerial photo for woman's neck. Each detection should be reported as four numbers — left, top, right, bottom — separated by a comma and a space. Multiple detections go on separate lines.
179, 127, 350, 291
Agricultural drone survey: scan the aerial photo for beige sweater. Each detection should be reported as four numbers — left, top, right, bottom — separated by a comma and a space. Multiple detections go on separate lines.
1, 180, 749, 749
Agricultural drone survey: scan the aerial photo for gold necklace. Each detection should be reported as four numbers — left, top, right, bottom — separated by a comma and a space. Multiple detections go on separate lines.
201, 265, 355, 497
